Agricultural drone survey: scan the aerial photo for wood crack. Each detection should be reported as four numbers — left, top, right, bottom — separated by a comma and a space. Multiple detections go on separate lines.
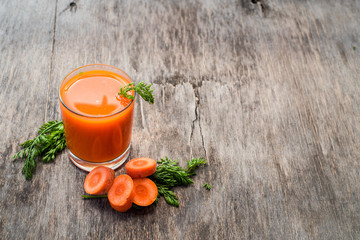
190, 81, 207, 159
198, 108, 207, 160
44, 0, 58, 122
189, 99, 197, 150
139, 97, 147, 131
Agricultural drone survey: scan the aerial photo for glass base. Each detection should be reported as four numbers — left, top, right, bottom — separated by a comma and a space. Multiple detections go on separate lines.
68, 144, 131, 172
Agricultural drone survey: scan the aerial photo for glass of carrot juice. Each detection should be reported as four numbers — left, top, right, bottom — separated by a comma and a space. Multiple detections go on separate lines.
59, 64, 135, 171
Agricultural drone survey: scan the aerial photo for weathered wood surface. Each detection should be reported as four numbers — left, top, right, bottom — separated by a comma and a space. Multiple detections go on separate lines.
1, 0, 359, 239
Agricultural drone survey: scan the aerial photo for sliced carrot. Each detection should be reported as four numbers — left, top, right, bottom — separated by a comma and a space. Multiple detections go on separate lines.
105, 166, 115, 180
125, 157, 156, 178
84, 166, 115, 195
132, 178, 158, 206
107, 175, 134, 212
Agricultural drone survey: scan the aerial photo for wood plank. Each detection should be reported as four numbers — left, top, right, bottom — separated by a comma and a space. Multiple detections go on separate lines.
0, 0, 57, 239
0, 0, 359, 239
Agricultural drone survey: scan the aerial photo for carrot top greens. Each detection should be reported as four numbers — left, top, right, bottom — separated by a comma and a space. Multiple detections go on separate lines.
12, 120, 66, 180
118, 81, 154, 104
150, 157, 207, 207
203, 183, 211, 190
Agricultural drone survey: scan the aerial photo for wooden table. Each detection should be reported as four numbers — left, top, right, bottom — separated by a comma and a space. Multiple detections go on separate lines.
1, 0, 359, 239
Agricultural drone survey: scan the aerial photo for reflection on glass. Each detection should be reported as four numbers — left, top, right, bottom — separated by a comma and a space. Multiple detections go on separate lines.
74, 96, 117, 115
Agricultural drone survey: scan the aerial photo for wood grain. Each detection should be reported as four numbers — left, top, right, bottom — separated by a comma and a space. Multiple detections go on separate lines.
1, 0, 359, 239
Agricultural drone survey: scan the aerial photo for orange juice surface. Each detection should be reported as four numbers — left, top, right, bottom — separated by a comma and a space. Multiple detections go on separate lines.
59, 70, 135, 163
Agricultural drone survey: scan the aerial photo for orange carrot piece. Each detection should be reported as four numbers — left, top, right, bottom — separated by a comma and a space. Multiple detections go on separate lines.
84, 166, 115, 195
132, 178, 158, 206
105, 166, 115, 180
107, 175, 134, 212
125, 157, 156, 178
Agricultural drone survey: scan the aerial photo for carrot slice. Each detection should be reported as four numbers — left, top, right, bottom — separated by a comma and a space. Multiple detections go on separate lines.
105, 166, 115, 180
125, 157, 156, 178
84, 166, 115, 195
107, 175, 134, 212
132, 178, 158, 206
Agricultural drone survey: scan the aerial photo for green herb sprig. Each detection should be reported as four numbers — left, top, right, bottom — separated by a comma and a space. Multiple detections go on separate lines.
81, 194, 107, 199
12, 120, 66, 180
118, 81, 154, 104
203, 183, 211, 190
187, 157, 207, 175
150, 157, 207, 207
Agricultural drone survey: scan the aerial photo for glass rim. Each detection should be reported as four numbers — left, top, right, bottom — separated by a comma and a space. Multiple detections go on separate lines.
59, 64, 136, 118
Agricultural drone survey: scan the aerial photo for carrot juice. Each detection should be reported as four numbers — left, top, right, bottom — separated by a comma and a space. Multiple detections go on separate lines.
59, 64, 135, 171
